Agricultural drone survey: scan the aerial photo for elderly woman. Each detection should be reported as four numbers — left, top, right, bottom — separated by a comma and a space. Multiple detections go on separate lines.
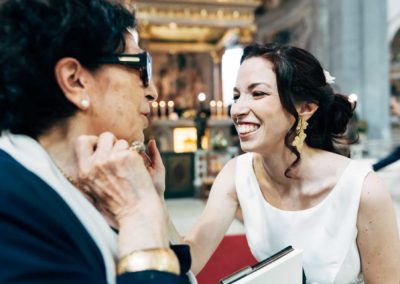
0, 0, 191, 283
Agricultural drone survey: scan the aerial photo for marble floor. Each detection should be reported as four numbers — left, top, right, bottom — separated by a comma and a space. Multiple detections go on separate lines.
165, 198, 244, 236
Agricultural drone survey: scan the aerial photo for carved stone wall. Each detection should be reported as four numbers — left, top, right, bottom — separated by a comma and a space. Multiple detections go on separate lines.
254, 0, 391, 141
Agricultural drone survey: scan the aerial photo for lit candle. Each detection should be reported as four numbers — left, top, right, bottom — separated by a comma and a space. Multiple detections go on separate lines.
198, 92, 206, 111
223, 103, 229, 118
151, 101, 159, 118
210, 100, 216, 118
216, 100, 223, 118
167, 100, 174, 117
159, 100, 166, 118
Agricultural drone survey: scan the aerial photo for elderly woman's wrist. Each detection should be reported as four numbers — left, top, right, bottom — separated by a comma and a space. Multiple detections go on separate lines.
117, 210, 169, 256
118, 232, 169, 258
117, 247, 180, 276
116, 194, 164, 220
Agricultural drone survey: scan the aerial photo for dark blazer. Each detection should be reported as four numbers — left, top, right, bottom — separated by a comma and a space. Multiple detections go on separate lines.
0, 150, 191, 284
372, 146, 400, 171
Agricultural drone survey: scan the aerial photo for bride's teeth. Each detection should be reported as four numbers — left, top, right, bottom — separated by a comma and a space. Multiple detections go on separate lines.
238, 124, 259, 134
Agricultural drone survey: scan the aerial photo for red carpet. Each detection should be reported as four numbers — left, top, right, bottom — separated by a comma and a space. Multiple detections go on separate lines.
196, 234, 257, 284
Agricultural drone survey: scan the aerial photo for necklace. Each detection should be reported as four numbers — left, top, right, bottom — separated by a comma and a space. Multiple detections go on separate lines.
55, 163, 97, 204
55, 163, 119, 229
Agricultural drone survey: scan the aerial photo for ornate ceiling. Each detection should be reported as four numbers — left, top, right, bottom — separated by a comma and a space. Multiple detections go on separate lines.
127, 0, 264, 53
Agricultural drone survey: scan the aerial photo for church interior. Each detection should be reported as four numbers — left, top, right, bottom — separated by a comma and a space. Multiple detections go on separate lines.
124, 0, 400, 282
1, 0, 399, 282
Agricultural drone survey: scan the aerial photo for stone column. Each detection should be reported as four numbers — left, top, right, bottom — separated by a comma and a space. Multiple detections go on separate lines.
309, 0, 330, 68
328, 0, 390, 140
211, 49, 224, 101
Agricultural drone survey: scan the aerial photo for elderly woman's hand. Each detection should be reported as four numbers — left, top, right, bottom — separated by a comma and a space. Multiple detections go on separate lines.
74, 132, 168, 254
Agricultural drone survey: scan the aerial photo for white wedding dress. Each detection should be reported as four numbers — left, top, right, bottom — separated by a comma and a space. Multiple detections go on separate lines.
235, 153, 370, 284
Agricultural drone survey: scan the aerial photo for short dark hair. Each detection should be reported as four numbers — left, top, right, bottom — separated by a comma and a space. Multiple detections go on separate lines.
0, 0, 135, 138
241, 43, 355, 175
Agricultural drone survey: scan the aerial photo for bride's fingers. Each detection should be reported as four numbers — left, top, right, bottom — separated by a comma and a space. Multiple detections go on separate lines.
129, 141, 152, 168
140, 152, 152, 168
147, 139, 162, 169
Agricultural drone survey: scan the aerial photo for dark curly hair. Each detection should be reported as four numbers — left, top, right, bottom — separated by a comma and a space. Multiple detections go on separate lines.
241, 43, 355, 176
0, 0, 135, 138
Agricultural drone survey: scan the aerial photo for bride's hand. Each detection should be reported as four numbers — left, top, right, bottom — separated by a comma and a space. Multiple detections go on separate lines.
144, 139, 166, 197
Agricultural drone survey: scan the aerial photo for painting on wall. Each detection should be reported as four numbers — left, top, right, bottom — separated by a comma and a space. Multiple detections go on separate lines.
152, 52, 212, 111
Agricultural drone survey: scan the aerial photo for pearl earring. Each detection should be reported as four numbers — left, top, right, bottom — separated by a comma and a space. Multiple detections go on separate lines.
80, 98, 90, 109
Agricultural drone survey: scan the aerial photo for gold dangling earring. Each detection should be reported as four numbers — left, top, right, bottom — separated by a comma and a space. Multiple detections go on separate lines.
292, 117, 308, 152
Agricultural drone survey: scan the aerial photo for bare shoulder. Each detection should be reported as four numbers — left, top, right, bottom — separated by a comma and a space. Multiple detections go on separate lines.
360, 170, 389, 205
311, 151, 352, 180
211, 154, 248, 200
216, 153, 248, 179
359, 171, 392, 212
356, 171, 400, 282
323, 151, 351, 167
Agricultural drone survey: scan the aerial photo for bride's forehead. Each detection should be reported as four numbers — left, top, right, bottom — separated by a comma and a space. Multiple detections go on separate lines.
239, 59, 276, 79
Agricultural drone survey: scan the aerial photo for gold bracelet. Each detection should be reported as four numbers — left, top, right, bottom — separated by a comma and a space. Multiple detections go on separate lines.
117, 247, 180, 275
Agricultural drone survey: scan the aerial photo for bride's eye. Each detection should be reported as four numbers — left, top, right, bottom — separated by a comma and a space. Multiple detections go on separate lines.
252, 91, 268, 97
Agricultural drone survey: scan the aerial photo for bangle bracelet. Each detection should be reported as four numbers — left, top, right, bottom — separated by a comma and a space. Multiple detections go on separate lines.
117, 247, 180, 275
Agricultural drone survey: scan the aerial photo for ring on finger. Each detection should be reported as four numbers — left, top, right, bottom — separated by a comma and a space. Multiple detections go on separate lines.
130, 141, 152, 167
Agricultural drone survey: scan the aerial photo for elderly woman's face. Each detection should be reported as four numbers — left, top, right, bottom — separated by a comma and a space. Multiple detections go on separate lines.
89, 32, 157, 143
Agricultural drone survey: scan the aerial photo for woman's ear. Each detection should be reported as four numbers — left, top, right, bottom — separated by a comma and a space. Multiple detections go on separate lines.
54, 57, 92, 111
296, 102, 319, 120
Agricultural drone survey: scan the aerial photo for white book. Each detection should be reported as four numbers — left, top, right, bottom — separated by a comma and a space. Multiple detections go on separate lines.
220, 246, 303, 284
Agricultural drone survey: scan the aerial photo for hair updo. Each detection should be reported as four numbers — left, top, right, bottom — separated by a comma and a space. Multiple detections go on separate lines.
240, 43, 355, 175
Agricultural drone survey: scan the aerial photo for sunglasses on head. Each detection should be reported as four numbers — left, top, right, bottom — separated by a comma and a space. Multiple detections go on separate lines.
96, 52, 152, 87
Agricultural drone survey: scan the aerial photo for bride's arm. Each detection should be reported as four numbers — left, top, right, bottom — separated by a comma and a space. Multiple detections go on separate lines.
147, 142, 240, 274
182, 158, 240, 274
357, 172, 400, 283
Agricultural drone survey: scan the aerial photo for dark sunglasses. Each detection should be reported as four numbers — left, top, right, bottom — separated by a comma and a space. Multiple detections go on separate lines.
96, 52, 152, 87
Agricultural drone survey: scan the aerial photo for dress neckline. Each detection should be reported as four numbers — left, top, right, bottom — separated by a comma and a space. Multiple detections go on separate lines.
249, 153, 353, 214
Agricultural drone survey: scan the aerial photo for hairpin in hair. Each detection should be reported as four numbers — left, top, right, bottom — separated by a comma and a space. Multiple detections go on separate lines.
323, 70, 336, 84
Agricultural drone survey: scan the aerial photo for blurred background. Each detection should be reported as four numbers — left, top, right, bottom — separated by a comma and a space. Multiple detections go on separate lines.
126, 1, 400, 281
125, 0, 400, 196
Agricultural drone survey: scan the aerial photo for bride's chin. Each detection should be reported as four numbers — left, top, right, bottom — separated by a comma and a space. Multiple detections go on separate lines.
239, 142, 254, 152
